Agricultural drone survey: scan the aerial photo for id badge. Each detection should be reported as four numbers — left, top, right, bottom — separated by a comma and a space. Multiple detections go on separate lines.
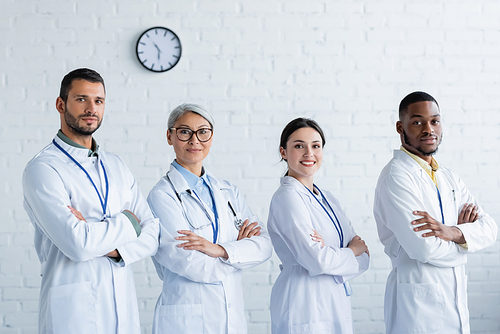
343, 281, 353, 296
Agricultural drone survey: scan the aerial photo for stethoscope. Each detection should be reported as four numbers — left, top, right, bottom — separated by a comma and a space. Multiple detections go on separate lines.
166, 174, 244, 243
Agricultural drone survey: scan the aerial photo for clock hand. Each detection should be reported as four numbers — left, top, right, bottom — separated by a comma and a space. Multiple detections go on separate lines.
153, 43, 162, 53
153, 43, 162, 60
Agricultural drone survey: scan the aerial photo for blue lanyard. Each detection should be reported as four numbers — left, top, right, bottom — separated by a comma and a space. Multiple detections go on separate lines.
52, 139, 109, 220
436, 186, 445, 225
304, 184, 344, 248
192, 189, 219, 244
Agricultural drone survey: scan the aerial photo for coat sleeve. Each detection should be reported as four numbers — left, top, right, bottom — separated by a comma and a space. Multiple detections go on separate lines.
22, 161, 138, 263
333, 253, 370, 283
268, 189, 361, 277
147, 184, 238, 284
331, 202, 370, 283
374, 173, 467, 268
115, 171, 159, 266
453, 175, 497, 253
217, 185, 273, 270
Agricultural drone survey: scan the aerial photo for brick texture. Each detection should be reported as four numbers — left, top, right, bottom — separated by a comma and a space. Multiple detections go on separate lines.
1, 1, 499, 333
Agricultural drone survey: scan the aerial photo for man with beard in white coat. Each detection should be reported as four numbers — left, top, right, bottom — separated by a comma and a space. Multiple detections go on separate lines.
22, 68, 159, 334
374, 91, 497, 334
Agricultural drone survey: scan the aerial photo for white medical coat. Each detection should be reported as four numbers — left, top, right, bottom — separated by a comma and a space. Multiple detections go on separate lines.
267, 176, 370, 334
374, 150, 498, 334
147, 164, 272, 334
22, 135, 159, 334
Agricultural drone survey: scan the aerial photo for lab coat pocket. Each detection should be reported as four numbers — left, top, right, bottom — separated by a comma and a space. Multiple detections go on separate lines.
397, 282, 444, 333
158, 304, 203, 334
50, 282, 97, 334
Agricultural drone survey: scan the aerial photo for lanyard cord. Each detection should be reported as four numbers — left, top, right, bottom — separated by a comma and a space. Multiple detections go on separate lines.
304, 184, 344, 248
52, 139, 109, 220
436, 186, 445, 225
191, 189, 219, 244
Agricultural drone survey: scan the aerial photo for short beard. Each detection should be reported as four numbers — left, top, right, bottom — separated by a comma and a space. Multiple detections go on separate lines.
403, 130, 441, 156
64, 108, 101, 136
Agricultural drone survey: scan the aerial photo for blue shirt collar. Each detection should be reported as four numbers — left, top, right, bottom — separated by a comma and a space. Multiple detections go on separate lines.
172, 160, 211, 190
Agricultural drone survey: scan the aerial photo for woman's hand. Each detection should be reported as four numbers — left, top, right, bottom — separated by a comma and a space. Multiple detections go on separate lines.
176, 230, 229, 259
237, 219, 261, 241
310, 229, 325, 248
347, 235, 369, 256
68, 205, 86, 222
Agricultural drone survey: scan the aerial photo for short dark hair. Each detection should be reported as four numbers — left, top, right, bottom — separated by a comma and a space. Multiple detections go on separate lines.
399, 91, 439, 120
280, 117, 326, 150
59, 68, 105, 102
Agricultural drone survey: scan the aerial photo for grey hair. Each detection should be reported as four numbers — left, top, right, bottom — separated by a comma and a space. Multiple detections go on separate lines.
167, 103, 215, 130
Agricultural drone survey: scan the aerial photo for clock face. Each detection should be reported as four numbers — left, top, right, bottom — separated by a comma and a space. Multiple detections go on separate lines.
136, 27, 182, 72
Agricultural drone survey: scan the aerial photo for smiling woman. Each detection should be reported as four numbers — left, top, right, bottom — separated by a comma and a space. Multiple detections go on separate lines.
146, 103, 272, 334
166, 111, 213, 176
267, 117, 370, 334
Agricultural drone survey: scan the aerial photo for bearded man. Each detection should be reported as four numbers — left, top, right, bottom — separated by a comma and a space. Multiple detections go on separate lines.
22, 68, 159, 334
373, 91, 497, 334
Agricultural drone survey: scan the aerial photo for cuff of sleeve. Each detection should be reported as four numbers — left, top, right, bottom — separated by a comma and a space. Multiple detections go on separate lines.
109, 256, 124, 264
122, 211, 141, 237
219, 242, 239, 264
454, 225, 469, 252
333, 275, 344, 284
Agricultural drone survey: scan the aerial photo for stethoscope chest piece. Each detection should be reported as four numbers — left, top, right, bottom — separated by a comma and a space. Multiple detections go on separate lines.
228, 200, 244, 230
233, 217, 244, 230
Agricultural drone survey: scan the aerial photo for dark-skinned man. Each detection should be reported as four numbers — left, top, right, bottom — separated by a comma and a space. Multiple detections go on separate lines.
374, 91, 497, 334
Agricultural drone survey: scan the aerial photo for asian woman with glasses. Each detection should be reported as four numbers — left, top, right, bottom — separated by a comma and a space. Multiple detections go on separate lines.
147, 103, 272, 334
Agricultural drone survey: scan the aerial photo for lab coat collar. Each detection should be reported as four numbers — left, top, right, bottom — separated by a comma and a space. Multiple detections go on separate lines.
56, 130, 100, 157
280, 176, 332, 220
393, 149, 437, 188
166, 162, 230, 225
280, 176, 313, 196
166, 164, 191, 195
393, 150, 427, 171
204, 170, 231, 191
53, 134, 101, 160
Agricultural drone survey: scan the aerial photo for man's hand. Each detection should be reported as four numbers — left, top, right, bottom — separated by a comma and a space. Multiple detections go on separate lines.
68, 206, 86, 222
412, 210, 466, 244
106, 249, 120, 259
237, 219, 261, 241
175, 230, 229, 259
68, 206, 121, 259
458, 203, 479, 225
310, 229, 325, 248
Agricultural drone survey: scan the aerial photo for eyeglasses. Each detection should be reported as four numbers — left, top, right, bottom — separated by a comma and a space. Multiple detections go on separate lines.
170, 127, 213, 142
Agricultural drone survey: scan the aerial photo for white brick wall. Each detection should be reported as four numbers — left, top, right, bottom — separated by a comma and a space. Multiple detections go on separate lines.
1, 1, 499, 333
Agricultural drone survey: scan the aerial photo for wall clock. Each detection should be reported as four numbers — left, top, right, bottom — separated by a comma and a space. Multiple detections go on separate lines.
136, 27, 182, 72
